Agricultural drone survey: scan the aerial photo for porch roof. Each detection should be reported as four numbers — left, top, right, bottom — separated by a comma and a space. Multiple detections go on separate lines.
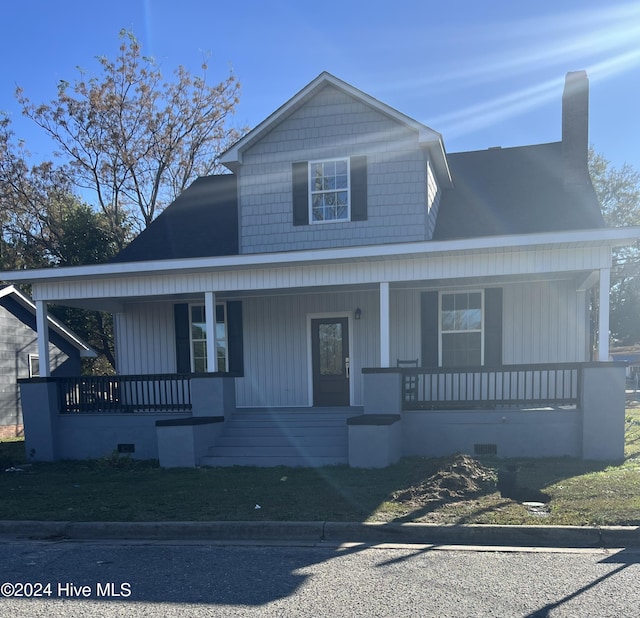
2, 227, 639, 307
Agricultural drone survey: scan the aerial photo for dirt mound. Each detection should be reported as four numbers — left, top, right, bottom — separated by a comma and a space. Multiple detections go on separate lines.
392, 454, 496, 506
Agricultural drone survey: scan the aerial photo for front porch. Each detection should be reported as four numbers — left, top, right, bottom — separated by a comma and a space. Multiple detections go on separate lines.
8, 228, 638, 468
19, 361, 626, 467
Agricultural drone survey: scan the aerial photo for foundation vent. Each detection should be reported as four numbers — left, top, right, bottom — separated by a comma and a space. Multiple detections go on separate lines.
474, 443, 497, 456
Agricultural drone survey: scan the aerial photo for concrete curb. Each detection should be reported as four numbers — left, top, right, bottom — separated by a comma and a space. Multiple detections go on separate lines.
0, 520, 638, 548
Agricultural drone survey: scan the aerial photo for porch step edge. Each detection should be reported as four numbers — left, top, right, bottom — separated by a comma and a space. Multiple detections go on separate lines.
199, 455, 348, 468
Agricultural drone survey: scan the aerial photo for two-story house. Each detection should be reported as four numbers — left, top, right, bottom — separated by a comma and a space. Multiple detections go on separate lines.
7, 71, 640, 467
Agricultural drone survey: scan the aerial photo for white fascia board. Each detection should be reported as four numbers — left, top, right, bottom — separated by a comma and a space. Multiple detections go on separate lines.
3, 227, 639, 287
0, 285, 96, 356
220, 72, 443, 169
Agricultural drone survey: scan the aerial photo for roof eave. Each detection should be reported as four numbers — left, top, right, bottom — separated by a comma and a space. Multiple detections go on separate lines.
220, 72, 445, 171
4, 227, 639, 286
0, 285, 97, 356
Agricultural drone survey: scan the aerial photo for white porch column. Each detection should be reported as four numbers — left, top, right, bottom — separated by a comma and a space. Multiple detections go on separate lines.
204, 292, 218, 372
35, 300, 51, 377
380, 281, 390, 368
598, 268, 611, 361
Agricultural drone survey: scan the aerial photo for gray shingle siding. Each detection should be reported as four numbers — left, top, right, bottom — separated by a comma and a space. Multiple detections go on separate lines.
0, 300, 78, 434
238, 85, 431, 254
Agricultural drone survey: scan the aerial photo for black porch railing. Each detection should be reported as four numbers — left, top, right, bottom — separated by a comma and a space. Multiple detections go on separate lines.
401, 363, 582, 410
58, 374, 192, 414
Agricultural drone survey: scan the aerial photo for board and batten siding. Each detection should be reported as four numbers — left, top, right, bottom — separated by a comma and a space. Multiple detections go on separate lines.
31, 244, 613, 304
503, 279, 589, 363
114, 303, 176, 375
235, 290, 380, 407
238, 84, 431, 253
111, 278, 590, 408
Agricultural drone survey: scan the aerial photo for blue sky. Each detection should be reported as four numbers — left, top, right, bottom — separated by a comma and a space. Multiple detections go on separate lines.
1, 0, 639, 173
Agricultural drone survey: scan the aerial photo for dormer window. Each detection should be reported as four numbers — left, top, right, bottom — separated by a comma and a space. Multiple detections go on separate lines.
310, 159, 350, 223
292, 156, 367, 226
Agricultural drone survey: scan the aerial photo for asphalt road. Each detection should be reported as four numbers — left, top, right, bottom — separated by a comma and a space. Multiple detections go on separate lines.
0, 538, 639, 617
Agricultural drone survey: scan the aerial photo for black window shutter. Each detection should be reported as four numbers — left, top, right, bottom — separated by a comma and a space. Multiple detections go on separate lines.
226, 300, 244, 375
174, 303, 191, 373
350, 155, 367, 221
292, 162, 309, 226
484, 288, 503, 366
421, 291, 439, 367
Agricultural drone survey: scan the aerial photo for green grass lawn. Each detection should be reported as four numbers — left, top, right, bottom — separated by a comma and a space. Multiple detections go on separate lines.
1, 407, 639, 525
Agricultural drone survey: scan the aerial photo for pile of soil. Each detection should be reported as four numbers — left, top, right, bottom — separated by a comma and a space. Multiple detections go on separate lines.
392, 454, 496, 507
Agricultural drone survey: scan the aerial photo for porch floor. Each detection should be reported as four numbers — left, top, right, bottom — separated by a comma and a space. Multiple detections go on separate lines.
199, 407, 363, 467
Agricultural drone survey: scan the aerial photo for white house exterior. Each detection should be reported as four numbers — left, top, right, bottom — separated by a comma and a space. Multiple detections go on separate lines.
5, 71, 639, 467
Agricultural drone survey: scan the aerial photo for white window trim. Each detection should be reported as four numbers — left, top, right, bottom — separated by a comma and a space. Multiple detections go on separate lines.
189, 301, 228, 373
308, 158, 351, 224
28, 353, 40, 378
438, 290, 485, 367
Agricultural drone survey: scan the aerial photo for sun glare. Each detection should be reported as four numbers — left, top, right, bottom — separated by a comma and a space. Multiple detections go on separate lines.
414, 3, 640, 140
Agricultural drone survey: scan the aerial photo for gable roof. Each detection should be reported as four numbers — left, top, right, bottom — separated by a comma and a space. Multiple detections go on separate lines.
220, 72, 452, 186
433, 142, 604, 240
0, 285, 96, 357
110, 174, 238, 263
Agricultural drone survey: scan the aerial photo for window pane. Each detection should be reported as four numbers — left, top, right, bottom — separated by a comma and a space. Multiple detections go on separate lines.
191, 306, 204, 322
193, 341, 207, 358
442, 294, 455, 311
441, 310, 456, 331
217, 341, 227, 372
319, 323, 343, 375
460, 308, 481, 330
468, 293, 482, 309
313, 164, 324, 190
216, 323, 226, 340
190, 303, 228, 373
192, 322, 206, 340
442, 293, 482, 331
309, 159, 350, 223
442, 333, 482, 367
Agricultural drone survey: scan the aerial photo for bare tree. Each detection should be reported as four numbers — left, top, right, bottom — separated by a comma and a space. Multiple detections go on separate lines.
589, 148, 640, 345
17, 30, 242, 246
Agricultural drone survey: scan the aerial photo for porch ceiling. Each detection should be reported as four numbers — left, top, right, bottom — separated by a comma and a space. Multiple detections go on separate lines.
50, 271, 594, 312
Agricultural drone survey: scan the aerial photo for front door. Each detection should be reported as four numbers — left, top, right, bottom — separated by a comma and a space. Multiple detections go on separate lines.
311, 317, 350, 406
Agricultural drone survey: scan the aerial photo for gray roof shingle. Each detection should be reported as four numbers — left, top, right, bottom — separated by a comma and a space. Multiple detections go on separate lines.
433, 142, 603, 240
110, 174, 238, 263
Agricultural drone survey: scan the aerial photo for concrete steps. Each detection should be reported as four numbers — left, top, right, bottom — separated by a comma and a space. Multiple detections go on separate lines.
199, 407, 362, 467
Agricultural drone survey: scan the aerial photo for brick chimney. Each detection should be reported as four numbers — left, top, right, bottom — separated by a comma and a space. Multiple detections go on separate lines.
562, 70, 590, 190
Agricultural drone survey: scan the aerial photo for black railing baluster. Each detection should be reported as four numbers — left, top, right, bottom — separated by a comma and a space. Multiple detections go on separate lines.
398, 363, 583, 410
56, 374, 192, 414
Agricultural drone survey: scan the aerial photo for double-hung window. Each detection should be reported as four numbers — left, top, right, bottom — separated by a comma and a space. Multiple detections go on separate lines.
190, 303, 228, 372
310, 158, 350, 223
440, 292, 484, 367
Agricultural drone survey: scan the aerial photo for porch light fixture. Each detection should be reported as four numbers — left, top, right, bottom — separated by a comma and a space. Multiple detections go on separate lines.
355, 308, 362, 320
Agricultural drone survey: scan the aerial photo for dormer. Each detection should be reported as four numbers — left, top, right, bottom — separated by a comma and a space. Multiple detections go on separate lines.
220, 73, 452, 254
